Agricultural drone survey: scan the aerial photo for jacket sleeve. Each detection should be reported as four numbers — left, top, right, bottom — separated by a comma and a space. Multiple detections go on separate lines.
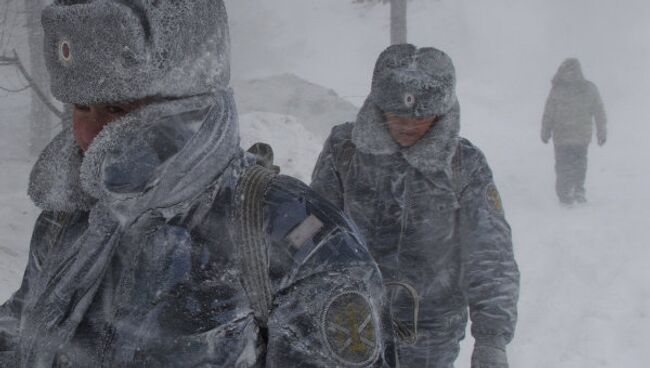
591, 83, 607, 139
458, 156, 520, 348
541, 89, 557, 141
0, 212, 53, 365
263, 178, 397, 367
311, 132, 345, 209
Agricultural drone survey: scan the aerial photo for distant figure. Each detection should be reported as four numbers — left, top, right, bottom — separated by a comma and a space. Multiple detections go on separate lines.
542, 58, 607, 205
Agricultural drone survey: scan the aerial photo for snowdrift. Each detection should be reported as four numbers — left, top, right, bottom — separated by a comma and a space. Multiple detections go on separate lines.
233, 73, 358, 139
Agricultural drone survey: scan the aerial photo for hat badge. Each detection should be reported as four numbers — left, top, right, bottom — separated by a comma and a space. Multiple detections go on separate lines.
58, 39, 72, 65
404, 93, 416, 108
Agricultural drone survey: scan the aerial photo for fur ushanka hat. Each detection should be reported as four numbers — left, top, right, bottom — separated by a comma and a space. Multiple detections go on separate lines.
41, 0, 231, 104
369, 44, 457, 118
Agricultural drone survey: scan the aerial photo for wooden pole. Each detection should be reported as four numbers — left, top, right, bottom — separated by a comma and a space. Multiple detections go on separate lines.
390, 0, 407, 45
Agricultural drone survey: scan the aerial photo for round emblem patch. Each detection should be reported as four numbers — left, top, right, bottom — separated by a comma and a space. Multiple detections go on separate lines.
58, 40, 72, 64
404, 93, 416, 108
485, 183, 504, 214
322, 292, 380, 366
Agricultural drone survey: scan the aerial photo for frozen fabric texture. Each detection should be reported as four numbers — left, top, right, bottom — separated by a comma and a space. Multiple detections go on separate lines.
4, 1, 399, 365
27, 126, 96, 212
352, 99, 461, 185
352, 44, 460, 186
19, 207, 120, 367
19, 90, 239, 367
42, 0, 230, 104
29, 90, 233, 216
8, 58, 395, 368
312, 124, 519, 367
1, 162, 398, 367
369, 44, 457, 118
541, 58, 607, 146
78, 93, 239, 223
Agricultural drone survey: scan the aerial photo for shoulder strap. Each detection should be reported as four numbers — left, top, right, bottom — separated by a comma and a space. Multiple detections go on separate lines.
234, 164, 277, 326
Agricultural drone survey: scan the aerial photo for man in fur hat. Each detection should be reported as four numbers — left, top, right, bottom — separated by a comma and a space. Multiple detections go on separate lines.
542, 58, 607, 206
312, 44, 520, 368
0, 1, 397, 367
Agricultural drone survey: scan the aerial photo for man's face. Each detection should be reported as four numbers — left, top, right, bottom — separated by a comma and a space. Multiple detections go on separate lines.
72, 100, 149, 152
385, 112, 439, 147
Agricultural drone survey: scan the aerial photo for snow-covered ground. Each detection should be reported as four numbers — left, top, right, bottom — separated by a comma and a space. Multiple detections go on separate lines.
1, 0, 649, 367
458, 96, 650, 367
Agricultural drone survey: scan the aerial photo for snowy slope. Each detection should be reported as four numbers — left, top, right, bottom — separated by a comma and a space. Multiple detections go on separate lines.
234, 74, 358, 138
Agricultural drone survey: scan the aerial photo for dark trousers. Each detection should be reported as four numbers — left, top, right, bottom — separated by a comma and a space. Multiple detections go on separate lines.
554, 144, 589, 204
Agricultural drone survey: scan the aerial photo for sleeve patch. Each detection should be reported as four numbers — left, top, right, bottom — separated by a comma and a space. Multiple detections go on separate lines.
286, 215, 324, 250
321, 292, 380, 366
485, 183, 504, 215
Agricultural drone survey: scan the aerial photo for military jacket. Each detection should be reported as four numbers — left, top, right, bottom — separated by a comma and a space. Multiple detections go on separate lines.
312, 123, 519, 346
0, 159, 397, 368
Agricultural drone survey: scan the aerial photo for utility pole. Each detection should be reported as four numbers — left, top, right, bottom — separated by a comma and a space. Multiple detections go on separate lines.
390, 0, 407, 44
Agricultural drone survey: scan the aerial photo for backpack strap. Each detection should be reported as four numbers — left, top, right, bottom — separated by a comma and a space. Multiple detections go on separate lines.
234, 164, 277, 326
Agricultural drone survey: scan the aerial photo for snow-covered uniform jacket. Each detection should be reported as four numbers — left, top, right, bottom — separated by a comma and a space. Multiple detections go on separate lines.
542, 58, 607, 146
311, 95, 520, 350
0, 91, 397, 368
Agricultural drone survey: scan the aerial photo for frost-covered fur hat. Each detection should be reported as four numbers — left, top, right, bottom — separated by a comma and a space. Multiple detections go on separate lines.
369, 44, 456, 117
42, 0, 230, 104
353, 44, 461, 182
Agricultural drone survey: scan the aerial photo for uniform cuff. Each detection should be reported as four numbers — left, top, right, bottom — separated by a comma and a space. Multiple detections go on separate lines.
474, 334, 507, 350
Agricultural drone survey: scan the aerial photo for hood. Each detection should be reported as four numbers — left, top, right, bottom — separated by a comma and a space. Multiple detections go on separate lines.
29, 89, 240, 223
552, 58, 586, 85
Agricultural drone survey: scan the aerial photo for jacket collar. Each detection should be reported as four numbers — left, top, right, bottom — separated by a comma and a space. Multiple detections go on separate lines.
351, 97, 461, 186
28, 90, 240, 223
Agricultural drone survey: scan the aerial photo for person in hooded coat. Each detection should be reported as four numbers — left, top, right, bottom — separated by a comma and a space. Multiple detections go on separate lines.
0, 1, 397, 367
311, 45, 520, 368
541, 58, 607, 205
